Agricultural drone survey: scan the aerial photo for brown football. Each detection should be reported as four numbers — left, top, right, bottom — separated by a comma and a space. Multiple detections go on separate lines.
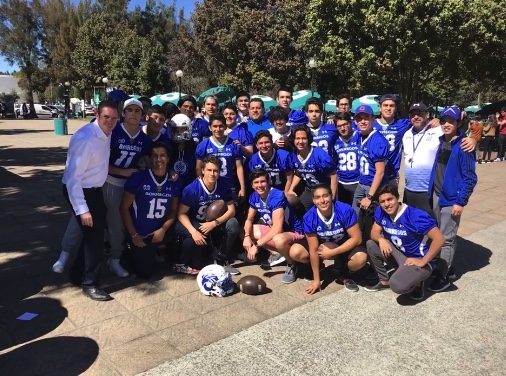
237, 275, 267, 295
205, 200, 227, 222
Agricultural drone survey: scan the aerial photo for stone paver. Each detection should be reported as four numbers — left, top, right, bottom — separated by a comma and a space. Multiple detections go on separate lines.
0, 119, 505, 375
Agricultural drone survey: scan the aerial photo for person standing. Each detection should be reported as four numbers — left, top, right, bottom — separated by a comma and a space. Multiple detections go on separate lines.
62, 100, 119, 301
467, 115, 483, 162
480, 115, 497, 163
427, 107, 477, 292
495, 107, 506, 161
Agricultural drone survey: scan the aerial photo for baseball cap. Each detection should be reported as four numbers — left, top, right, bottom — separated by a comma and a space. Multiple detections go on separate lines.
354, 105, 374, 116
379, 94, 397, 104
409, 102, 427, 112
123, 98, 143, 110
107, 89, 130, 102
439, 106, 461, 121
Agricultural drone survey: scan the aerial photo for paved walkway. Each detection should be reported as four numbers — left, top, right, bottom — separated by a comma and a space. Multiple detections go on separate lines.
0, 119, 504, 375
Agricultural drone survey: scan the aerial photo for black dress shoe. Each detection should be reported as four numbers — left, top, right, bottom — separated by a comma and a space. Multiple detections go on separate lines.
82, 287, 113, 301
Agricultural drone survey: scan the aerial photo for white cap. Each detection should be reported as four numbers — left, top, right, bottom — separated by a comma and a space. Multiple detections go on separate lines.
123, 98, 143, 110
170, 114, 191, 128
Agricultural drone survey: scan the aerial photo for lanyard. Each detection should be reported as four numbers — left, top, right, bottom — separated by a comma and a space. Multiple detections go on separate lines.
409, 128, 427, 166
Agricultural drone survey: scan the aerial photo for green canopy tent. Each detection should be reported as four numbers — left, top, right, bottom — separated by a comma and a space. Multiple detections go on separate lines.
251, 95, 277, 110
351, 95, 380, 115
150, 92, 187, 106
325, 100, 337, 112
197, 86, 235, 105
289, 90, 321, 110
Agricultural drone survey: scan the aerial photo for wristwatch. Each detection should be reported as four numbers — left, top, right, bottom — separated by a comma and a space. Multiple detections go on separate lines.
214, 219, 220, 226
366, 193, 373, 200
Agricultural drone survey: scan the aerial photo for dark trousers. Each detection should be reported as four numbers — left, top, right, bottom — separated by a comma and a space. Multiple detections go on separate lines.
64, 185, 107, 288
128, 229, 174, 279
403, 189, 435, 219
481, 136, 495, 160
338, 183, 358, 206
497, 134, 506, 160
174, 218, 240, 269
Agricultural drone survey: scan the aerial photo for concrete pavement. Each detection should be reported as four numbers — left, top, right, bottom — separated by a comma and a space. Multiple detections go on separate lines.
0, 118, 504, 376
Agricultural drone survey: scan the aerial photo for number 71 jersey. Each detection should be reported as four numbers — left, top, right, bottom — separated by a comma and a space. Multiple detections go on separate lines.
109, 124, 152, 175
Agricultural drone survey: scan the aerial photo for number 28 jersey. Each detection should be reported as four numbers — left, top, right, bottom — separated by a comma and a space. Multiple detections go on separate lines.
124, 169, 181, 236
180, 177, 233, 222
334, 132, 360, 184
374, 204, 436, 259
290, 147, 336, 188
303, 201, 357, 245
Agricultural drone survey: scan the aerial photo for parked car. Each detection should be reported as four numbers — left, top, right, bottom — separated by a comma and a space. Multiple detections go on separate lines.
84, 106, 95, 116
14, 103, 21, 117
33, 104, 54, 119
47, 105, 61, 118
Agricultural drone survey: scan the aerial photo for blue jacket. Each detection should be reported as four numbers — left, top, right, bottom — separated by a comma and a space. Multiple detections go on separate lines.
428, 132, 477, 207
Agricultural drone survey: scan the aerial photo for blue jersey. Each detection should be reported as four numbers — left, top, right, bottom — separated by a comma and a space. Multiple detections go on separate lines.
150, 132, 172, 154
181, 177, 233, 222
291, 147, 335, 188
374, 204, 436, 260
227, 124, 254, 148
249, 188, 302, 233
246, 118, 273, 137
310, 123, 339, 155
373, 118, 411, 179
191, 118, 211, 143
196, 137, 242, 183
248, 149, 291, 190
334, 131, 360, 184
357, 130, 389, 186
169, 142, 197, 189
109, 124, 151, 177
124, 169, 180, 236
303, 200, 357, 245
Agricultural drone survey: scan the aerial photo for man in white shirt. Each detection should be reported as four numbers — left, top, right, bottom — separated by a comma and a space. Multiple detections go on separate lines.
62, 100, 119, 301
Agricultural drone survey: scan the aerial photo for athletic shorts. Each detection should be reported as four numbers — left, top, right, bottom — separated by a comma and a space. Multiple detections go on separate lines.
257, 225, 304, 248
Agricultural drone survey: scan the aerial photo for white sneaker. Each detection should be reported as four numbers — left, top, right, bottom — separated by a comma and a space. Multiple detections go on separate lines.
494, 158, 502, 162
52, 251, 69, 273
108, 259, 129, 277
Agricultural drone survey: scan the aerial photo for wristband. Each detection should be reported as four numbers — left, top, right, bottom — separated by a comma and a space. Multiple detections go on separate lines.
214, 219, 220, 226
366, 193, 373, 200
132, 233, 138, 238
244, 234, 250, 238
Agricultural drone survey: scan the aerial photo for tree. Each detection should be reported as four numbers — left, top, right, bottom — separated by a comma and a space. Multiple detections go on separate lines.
0, 0, 44, 114
301, 0, 506, 109
72, 13, 126, 90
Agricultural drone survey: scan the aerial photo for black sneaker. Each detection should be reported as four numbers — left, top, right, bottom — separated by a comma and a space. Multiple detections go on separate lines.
427, 276, 451, 292
364, 282, 390, 292
447, 267, 456, 280
410, 281, 424, 300
338, 276, 359, 292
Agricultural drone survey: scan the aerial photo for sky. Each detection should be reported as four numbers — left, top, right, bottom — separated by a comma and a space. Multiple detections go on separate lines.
0, 0, 197, 73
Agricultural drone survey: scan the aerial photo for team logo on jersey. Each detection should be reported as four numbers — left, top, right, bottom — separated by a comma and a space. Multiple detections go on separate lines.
381, 219, 387, 225
174, 160, 187, 174
118, 139, 125, 144
143, 184, 150, 190
255, 203, 260, 208
157, 185, 162, 192
207, 148, 214, 153
317, 226, 322, 231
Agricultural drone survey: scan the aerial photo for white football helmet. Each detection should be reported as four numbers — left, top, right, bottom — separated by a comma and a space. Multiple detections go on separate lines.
170, 113, 192, 143
197, 264, 235, 297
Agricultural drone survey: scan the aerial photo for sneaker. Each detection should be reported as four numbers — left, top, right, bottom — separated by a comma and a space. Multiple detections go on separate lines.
338, 276, 359, 292
486, 160, 491, 164
494, 158, 502, 162
282, 264, 297, 284
52, 251, 69, 273
427, 276, 451, 292
108, 259, 129, 277
410, 281, 424, 300
261, 253, 286, 267
364, 281, 390, 292
237, 251, 257, 263
447, 267, 456, 281
172, 263, 200, 275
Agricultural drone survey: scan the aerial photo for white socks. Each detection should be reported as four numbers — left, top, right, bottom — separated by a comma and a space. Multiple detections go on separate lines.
108, 259, 129, 277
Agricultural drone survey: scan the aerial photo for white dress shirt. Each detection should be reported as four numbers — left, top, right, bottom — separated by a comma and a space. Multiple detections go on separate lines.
62, 121, 111, 215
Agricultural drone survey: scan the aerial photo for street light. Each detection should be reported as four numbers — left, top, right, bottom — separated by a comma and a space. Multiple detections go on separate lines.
176, 70, 184, 101
64, 81, 70, 117
102, 77, 108, 101
309, 58, 317, 97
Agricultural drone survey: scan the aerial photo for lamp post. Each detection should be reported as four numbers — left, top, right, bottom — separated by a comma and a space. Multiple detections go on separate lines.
176, 70, 184, 101
102, 77, 108, 101
309, 58, 317, 97
64, 81, 70, 117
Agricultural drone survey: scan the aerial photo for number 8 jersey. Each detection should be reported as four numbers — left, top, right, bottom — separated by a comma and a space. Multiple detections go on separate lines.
124, 169, 181, 236
374, 204, 437, 259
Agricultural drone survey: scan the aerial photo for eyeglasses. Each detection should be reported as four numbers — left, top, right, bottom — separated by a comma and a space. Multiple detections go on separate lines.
439, 118, 457, 125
